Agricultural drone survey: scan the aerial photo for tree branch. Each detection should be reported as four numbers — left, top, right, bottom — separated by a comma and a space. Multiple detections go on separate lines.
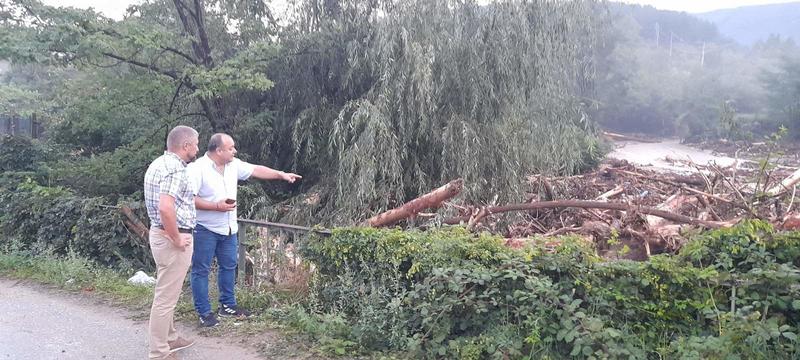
96, 27, 198, 65
101, 52, 179, 80
160, 45, 198, 65
192, 0, 214, 67
167, 82, 185, 115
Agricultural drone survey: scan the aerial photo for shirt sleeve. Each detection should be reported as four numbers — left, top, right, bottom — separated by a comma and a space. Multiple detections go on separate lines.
159, 169, 184, 198
235, 158, 255, 181
186, 163, 201, 195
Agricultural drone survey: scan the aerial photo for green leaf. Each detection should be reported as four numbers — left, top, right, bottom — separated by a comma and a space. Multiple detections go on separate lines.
570, 343, 582, 356
565, 331, 575, 343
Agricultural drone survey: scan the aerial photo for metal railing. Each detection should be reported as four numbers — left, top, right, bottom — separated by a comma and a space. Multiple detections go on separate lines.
235, 219, 330, 286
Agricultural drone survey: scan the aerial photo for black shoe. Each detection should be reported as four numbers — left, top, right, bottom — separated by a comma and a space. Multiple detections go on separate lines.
198, 312, 219, 327
218, 303, 251, 318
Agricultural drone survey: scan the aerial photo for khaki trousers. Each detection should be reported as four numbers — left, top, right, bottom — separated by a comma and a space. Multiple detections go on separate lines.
148, 228, 193, 359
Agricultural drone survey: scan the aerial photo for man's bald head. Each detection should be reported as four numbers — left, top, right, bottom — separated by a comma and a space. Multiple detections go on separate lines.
206, 133, 237, 164
207, 133, 233, 152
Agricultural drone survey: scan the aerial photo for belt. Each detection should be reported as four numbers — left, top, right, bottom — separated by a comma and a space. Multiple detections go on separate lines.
156, 225, 194, 234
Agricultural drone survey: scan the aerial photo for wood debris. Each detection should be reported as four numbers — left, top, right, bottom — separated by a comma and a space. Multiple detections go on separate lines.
384, 158, 800, 260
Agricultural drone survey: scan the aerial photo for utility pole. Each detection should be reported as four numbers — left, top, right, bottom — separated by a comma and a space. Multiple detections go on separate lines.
669, 31, 673, 57
655, 22, 660, 48
701, 42, 706, 67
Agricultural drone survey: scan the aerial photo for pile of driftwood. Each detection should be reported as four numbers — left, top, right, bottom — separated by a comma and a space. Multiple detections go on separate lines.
368, 158, 800, 260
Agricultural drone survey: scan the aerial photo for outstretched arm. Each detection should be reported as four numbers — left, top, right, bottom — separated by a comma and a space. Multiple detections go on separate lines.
251, 165, 302, 183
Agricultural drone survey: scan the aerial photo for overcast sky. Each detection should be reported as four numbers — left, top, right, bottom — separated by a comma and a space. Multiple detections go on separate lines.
616, 0, 799, 13
42, 0, 800, 19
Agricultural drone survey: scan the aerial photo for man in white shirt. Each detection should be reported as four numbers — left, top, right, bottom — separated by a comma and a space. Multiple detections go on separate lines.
186, 133, 301, 327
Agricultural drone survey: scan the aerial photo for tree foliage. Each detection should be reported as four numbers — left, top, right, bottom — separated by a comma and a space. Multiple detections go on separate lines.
272, 0, 603, 223
763, 54, 800, 136
0, 0, 277, 133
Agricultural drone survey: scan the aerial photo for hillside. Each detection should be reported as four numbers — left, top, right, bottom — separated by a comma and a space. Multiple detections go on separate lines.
697, 2, 800, 45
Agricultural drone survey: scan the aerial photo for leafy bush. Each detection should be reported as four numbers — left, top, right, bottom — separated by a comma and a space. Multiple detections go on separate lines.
298, 222, 800, 358
0, 179, 152, 269
0, 134, 54, 173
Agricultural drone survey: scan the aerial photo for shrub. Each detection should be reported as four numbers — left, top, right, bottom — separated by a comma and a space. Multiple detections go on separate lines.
0, 178, 152, 269
298, 222, 800, 358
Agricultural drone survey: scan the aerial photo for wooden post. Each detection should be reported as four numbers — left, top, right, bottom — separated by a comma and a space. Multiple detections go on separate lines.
237, 221, 247, 285
264, 227, 271, 284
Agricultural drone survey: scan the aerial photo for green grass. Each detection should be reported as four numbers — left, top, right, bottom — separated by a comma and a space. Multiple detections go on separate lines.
0, 251, 155, 309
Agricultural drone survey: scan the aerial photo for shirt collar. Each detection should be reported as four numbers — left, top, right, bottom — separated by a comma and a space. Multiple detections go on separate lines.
164, 151, 187, 166
203, 153, 230, 172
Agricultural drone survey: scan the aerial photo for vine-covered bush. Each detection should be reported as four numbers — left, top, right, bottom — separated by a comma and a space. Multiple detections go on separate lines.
299, 222, 800, 359
0, 179, 152, 269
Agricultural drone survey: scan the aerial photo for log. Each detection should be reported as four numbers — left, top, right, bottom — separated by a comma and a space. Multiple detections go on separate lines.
443, 200, 729, 228
767, 168, 800, 196
368, 179, 464, 227
602, 131, 658, 143
120, 205, 149, 244
645, 194, 697, 228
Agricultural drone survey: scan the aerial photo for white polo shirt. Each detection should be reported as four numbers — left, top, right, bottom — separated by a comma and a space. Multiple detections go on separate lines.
187, 154, 255, 236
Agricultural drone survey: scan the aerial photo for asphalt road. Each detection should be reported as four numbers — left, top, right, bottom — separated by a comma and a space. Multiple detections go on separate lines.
0, 278, 262, 360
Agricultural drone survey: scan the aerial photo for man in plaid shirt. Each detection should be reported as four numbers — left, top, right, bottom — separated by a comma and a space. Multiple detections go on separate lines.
143, 125, 199, 360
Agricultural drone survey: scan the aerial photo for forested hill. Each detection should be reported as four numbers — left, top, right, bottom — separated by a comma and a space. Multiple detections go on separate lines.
608, 3, 723, 44
594, 2, 800, 138
697, 2, 800, 46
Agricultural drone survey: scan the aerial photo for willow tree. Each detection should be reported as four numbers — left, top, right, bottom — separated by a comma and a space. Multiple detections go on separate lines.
273, 0, 602, 224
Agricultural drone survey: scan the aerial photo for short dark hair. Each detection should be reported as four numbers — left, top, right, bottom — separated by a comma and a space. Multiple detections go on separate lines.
207, 133, 228, 152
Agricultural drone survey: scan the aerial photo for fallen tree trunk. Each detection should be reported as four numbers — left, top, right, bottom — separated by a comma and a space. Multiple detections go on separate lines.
767, 168, 800, 196
120, 205, 150, 244
602, 131, 658, 143
443, 200, 731, 228
646, 194, 697, 228
368, 179, 464, 227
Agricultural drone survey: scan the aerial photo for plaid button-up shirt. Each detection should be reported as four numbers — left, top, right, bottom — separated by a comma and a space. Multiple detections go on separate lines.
144, 152, 196, 229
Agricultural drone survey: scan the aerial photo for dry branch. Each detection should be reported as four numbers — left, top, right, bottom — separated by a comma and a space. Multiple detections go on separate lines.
443, 200, 729, 228
596, 185, 624, 201
611, 168, 706, 187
